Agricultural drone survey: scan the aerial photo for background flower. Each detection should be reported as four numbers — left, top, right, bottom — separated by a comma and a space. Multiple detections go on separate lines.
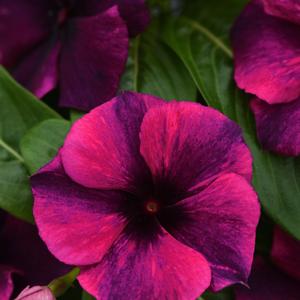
32, 92, 260, 300
0, 0, 150, 111
231, 0, 300, 156
0, 210, 70, 300
235, 227, 300, 300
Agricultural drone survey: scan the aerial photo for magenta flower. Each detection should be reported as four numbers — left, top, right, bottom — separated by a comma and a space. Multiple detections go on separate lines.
0, 0, 149, 111
235, 227, 300, 300
0, 210, 70, 300
231, 0, 300, 156
31, 92, 260, 299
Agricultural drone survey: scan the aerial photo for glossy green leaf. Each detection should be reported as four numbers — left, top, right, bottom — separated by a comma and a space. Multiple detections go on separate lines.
121, 25, 197, 101
162, 0, 300, 239
20, 119, 71, 174
0, 67, 61, 222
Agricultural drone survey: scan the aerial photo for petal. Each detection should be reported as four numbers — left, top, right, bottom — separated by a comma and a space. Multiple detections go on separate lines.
32, 153, 129, 266
0, 266, 14, 300
271, 227, 300, 280
12, 35, 60, 98
139, 101, 252, 199
59, 6, 128, 111
72, 0, 150, 37
159, 173, 260, 291
61, 92, 164, 192
0, 214, 70, 292
78, 219, 211, 300
262, 0, 300, 25
251, 97, 300, 156
0, 0, 57, 67
235, 256, 300, 300
232, 0, 300, 104
15, 286, 55, 300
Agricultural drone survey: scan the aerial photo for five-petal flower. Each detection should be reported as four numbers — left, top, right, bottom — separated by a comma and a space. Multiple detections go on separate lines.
32, 92, 260, 300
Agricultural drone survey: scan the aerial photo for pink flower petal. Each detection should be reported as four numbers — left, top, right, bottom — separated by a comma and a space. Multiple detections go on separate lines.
262, 0, 300, 25
12, 35, 60, 98
159, 173, 260, 291
15, 286, 55, 300
271, 227, 300, 280
0, 0, 56, 68
32, 154, 128, 266
232, 0, 300, 104
59, 6, 129, 111
61, 92, 164, 191
251, 97, 300, 156
78, 220, 211, 300
139, 101, 252, 198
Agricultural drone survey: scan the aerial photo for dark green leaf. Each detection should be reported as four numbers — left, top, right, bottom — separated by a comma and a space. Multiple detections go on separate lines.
121, 25, 197, 101
81, 291, 96, 300
20, 119, 71, 174
162, 0, 300, 239
0, 67, 61, 222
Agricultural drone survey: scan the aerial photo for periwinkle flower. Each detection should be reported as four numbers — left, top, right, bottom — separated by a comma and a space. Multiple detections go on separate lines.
0, 210, 70, 300
235, 227, 300, 300
0, 0, 149, 111
31, 92, 260, 299
15, 286, 55, 300
231, 0, 300, 156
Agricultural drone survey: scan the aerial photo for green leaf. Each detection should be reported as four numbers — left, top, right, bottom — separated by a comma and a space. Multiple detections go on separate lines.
121, 25, 197, 101
0, 67, 61, 222
20, 119, 71, 174
201, 288, 235, 300
162, 0, 300, 239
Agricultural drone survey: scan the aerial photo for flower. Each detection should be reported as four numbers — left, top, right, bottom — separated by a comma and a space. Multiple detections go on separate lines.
235, 227, 300, 300
0, 210, 70, 300
0, 0, 150, 111
15, 286, 55, 300
231, 0, 300, 156
31, 92, 260, 300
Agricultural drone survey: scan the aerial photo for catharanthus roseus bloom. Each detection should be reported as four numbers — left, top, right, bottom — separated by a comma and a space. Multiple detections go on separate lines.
235, 227, 300, 300
32, 92, 260, 300
0, 0, 149, 111
15, 286, 55, 300
0, 210, 70, 300
231, 0, 300, 156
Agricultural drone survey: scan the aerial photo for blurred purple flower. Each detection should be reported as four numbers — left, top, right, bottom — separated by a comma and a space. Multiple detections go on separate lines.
235, 227, 300, 300
232, 0, 300, 156
15, 286, 55, 300
0, 0, 150, 111
0, 210, 70, 300
31, 92, 260, 300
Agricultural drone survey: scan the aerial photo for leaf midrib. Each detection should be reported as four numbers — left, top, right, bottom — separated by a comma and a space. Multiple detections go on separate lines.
0, 138, 24, 163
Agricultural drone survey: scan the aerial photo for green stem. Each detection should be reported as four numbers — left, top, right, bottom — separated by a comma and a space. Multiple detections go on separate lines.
0, 138, 24, 163
132, 36, 140, 92
184, 18, 233, 59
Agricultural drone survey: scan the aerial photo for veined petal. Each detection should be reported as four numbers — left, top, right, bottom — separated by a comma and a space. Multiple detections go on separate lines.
12, 34, 60, 98
251, 97, 300, 156
61, 92, 164, 192
59, 6, 128, 111
139, 101, 252, 200
32, 154, 129, 266
159, 173, 260, 291
78, 219, 211, 300
232, 0, 300, 103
